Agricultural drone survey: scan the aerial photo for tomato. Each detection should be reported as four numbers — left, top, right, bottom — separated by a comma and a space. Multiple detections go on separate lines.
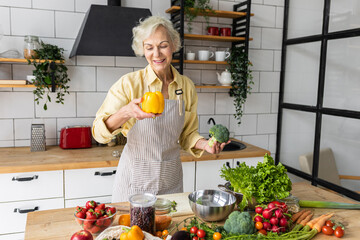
325, 220, 335, 228
162, 230, 169, 236
334, 227, 344, 238
85, 200, 97, 210
190, 226, 198, 234
197, 229, 206, 238
255, 221, 263, 230
258, 229, 267, 236
192, 237, 198, 240
213, 232, 222, 240
321, 226, 334, 235
155, 231, 162, 237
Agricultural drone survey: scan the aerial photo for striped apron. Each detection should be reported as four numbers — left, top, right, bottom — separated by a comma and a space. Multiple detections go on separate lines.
111, 93, 185, 203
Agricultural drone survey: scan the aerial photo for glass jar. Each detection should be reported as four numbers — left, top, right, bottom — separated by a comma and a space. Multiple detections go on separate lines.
279, 194, 300, 213
24, 35, 40, 59
155, 198, 173, 231
129, 193, 156, 234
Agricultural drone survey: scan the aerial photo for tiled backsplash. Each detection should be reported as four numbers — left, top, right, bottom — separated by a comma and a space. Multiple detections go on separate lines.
0, 0, 284, 154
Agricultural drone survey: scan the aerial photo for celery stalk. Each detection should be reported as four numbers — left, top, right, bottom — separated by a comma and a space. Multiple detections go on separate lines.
299, 200, 360, 209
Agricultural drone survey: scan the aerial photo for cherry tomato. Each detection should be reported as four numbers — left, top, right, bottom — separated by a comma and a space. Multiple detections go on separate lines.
155, 231, 162, 237
258, 229, 267, 235
213, 232, 222, 240
162, 230, 169, 236
197, 229, 206, 238
325, 220, 335, 228
334, 227, 344, 238
192, 237, 198, 240
190, 226, 198, 234
255, 221, 263, 230
322, 226, 334, 235
181, 227, 188, 231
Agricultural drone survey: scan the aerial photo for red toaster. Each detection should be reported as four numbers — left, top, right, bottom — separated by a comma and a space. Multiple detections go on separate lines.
59, 126, 92, 149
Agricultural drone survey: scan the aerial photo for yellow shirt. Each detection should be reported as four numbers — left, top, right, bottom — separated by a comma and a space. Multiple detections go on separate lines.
92, 64, 205, 157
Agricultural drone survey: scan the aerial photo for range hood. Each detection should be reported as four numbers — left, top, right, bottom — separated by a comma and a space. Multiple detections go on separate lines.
70, 0, 152, 57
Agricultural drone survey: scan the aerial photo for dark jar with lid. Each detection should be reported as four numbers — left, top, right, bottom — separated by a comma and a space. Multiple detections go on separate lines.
24, 35, 40, 59
129, 193, 156, 234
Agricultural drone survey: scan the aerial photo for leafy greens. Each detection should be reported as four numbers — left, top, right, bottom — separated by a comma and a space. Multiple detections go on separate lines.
220, 153, 292, 211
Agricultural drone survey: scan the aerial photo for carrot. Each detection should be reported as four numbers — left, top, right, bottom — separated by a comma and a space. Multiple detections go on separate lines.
299, 213, 313, 226
296, 210, 312, 224
305, 214, 325, 229
312, 213, 335, 233
291, 209, 306, 222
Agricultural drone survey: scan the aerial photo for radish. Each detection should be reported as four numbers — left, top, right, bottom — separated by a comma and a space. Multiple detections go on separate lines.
263, 221, 271, 231
270, 216, 279, 226
262, 209, 273, 219
267, 202, 276, 210
279, 217, 288, 227
255, 206, 263, 214
254, 215, 263, 223
275, 209, 283, 219
271, 225, 280, 233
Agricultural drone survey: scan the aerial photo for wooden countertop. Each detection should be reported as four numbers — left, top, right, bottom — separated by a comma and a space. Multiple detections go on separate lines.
24, 182, 360, 240
0, 140, 269, 174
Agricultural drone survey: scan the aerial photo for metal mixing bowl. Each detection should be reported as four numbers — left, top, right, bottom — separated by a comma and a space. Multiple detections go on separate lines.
188, 189, 236, 221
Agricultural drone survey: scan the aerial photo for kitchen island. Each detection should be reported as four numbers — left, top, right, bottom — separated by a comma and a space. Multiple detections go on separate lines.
24, 182, 360, 240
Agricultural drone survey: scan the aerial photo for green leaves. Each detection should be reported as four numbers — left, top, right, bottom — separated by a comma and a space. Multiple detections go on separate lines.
220, 154, 292, 211
28, 41, 70, 110
226, 46, 253, 125
184, 0, 214, 33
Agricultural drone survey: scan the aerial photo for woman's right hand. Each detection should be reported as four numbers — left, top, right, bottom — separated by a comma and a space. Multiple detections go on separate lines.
126, 97, 162, 120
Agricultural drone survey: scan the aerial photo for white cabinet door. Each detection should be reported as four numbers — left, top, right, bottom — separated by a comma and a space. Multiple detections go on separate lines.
195, 159, 233, 190
65, 167, 117, 199
0, 232, 24, 240
65, 195, 112, 208
0, 198, 64, 235
182, 162, 195, 193
0, 171, 63, 203
234, 157, 264, 167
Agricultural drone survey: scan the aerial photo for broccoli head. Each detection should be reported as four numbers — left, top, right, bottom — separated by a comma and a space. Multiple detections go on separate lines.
208, 124, 230, 147
224, 211, 255, 235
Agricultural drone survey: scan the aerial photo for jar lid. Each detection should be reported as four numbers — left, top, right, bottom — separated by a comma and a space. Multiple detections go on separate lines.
155, 198, 172, 214
24, 35, 39, 41
129, 193, 156, 207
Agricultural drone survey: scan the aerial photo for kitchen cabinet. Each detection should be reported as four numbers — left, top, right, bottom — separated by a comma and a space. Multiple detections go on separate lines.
182, 161, 195, 192
195, 159, 233, 190
166, 0, 253, 86
0, 232, 24, 240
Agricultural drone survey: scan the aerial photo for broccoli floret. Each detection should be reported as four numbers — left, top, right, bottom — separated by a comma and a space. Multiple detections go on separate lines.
224, 211, 255, 235
208, 124, 230, 147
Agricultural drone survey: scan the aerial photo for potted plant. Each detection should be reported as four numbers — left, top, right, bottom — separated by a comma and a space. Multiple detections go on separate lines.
226, 46, 253, 124
184, 0, 214, 33
28, 42, 70, 110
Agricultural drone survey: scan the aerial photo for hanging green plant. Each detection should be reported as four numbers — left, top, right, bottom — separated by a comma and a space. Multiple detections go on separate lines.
184, 0, 214, 33
28, 42, 70, 110
226, 46, 253, 124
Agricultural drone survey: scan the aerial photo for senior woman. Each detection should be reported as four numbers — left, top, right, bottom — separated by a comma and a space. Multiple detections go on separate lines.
92, 16, 229, 202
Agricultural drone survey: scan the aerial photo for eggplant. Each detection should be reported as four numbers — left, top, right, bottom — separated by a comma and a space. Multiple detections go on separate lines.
171, 231, 191, 240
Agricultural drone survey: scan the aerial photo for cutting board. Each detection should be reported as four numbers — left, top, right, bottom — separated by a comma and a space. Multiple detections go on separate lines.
111, 192, 193, 217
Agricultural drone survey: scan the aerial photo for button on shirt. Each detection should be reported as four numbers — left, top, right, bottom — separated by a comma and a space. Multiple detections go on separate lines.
92, 65, 205, 157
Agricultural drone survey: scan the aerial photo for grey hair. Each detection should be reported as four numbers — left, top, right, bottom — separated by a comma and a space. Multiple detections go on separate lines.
131, 16, 181, 56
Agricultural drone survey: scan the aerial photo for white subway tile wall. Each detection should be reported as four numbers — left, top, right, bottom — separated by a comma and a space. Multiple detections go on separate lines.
0, 0, 282, 153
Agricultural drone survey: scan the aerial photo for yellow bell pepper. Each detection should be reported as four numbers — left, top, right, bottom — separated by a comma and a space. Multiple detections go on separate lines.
120, 225, 144, 240
141, 91, 164, 114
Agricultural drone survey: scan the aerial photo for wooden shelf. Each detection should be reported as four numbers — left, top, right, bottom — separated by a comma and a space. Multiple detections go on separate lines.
165, 6, 254, 18
172, 59, 228, 65
0, 58, 63, 63
195, 85, 231, 89
0, 84, 34, 88
184, 34, 252, 42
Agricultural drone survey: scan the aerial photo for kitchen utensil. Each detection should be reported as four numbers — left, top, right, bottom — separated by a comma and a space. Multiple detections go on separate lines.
216, 69, 232, 86
27, 75, 36, 83
198, 50, 214, 61
218, 182, 258, 209
188, 189, 236, 221
74, 212, 115, 235
207, 26, 219, 36
59, 126, 92, 149
220, 27, 231, 36
186, 52, 195, 60
30, 124, 46, 152
215, 50, 231, 62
